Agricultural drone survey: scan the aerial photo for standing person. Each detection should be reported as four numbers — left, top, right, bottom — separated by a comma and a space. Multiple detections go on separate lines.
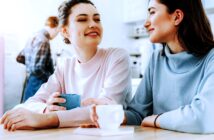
16, 16, 59, 102
0, 0, 131, 131
91, 0, 214, 134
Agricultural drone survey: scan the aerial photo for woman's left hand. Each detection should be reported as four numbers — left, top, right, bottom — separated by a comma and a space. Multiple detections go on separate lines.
141, 115, 159, 127
0, 108, 59, 131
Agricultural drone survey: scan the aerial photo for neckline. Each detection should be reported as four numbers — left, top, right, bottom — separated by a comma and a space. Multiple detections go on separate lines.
164, 46, 201, 73
74, 48, 104, 77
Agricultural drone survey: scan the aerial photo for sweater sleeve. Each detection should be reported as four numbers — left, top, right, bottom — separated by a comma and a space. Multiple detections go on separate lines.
159, 57, 214, 134
98, 48, 132, 107
56, 106, 92, 127
125, 52, 154, 125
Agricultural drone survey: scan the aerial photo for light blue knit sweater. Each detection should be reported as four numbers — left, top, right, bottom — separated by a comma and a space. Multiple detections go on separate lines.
126, 46, 214, 134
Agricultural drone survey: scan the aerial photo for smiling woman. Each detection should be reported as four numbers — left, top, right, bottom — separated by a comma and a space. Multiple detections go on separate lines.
122, 0, 214, 134
0, 0, 132, 131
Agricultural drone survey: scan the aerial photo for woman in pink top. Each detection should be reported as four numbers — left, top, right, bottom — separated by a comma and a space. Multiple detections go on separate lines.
0, 0, 132, 131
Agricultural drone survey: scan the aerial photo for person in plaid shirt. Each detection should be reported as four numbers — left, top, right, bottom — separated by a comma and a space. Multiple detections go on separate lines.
17, 16, 59, 102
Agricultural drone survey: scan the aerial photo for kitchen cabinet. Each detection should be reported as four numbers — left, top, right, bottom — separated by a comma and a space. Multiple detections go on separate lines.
203, 0, 214, 9
123, 0, 148, 23
203, 0, 214, 14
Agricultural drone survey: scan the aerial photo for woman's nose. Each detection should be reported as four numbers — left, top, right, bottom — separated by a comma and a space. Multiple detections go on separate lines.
144, 18, 150, 29
88, 20, 97, 29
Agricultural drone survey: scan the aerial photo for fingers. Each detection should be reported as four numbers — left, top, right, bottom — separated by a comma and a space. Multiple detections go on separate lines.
1, 110, 12, 124
80, 124, 97, 128
10, 124, 16, 131
48, 98, 66, 105
1, 110, 17, 127
52, 92, 61, 98
1, 109, 24, 131
47, 92, 65, 105
46, 92, 66, 112
47, 105, 66, 112
10, 121, 33, 131
90, 105, 99, 128
7, 116, 24, 131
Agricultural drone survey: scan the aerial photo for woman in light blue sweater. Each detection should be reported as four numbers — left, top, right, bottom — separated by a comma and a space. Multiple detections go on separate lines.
86, 0, 214, 134
124, 0, 214, 134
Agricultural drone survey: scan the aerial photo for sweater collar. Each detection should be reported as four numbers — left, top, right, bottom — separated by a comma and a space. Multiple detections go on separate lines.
74, 48, 103, 77
164, 46, 201, 73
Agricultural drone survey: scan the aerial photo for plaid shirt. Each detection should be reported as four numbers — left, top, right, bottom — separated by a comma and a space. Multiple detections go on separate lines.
19, 29, 54, 80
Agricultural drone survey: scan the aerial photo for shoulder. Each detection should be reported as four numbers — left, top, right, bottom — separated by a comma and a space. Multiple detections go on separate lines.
149, 47, 164, 65
101, 47, 129, 60
202, 48, 214, 68
205, 48, 214, 61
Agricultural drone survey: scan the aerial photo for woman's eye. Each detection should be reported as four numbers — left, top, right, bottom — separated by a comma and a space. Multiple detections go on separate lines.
94, 18, 101, 22
149, 11, 155, 15
77, 19, 87, 22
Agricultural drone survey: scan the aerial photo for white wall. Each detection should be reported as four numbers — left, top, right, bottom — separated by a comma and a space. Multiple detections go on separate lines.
0, 0, 135, 111
0, 36, 4, 116
92, 0, 133, 50
0, 0, 66, 111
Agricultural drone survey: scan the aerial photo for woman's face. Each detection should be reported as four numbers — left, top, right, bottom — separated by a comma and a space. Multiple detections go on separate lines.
65, 3, 103, 48
144, 0, 177, 43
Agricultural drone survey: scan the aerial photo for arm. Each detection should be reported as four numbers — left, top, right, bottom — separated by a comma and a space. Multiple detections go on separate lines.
0, 108, 59, 131
31, 42, 54, 79
125, 51, 155, 125
16, 62, 63, 113
16, 50, 25, 64
158, 60, 214, 134
155, 55, 214, 134
16, 39, 30, 65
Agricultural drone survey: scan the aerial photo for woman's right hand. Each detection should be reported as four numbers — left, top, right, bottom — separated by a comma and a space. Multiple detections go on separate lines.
44, 92, 66, 113
89, 105, 127, 128
89, 105, 99, 128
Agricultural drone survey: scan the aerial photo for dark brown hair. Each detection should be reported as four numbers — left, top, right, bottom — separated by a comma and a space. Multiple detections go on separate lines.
58, 0, 95, 44
157, 0, 214, 57
45, 16, 59, 28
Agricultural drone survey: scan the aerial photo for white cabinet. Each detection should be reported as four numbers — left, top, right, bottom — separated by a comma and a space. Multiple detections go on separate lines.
203, 0, 214, 9
123, 0, 148, 23
203, 0, 214, 14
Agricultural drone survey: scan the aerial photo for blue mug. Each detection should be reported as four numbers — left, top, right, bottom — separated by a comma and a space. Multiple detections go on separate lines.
58, 94, 81, 110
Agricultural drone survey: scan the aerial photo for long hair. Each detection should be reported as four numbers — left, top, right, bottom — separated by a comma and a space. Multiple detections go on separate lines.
158, 0, 214, 57
58, 0, 95, 44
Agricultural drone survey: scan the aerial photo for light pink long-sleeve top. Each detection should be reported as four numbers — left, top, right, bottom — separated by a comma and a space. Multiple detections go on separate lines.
16, 48, 132, 127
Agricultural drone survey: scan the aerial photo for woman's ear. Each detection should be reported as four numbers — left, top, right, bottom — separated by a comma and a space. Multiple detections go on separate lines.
61, 27, 70, 39
173, 9, 184, 26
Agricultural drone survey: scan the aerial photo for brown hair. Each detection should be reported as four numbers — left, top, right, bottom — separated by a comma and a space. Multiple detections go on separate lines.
157, 0, 214, 57
58, 0, 95, 44
45, 16, 59, 28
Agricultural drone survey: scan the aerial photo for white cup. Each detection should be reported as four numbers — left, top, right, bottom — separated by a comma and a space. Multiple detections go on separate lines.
96, 105, 124, 130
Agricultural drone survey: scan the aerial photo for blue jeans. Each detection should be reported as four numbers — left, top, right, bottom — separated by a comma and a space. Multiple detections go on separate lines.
22, 74, 47, 102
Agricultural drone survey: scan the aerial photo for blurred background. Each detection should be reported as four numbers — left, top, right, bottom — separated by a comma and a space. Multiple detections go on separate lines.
0, 0, 214, 116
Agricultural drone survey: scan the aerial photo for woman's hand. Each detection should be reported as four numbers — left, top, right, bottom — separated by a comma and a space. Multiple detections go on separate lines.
141, 115, 160, 128
45, 92, 66, 113
89, 105, 127, 128
89, 105, 99, 128
0, 108, 59, 131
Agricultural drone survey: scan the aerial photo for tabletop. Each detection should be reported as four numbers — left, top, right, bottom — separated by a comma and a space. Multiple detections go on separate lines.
1, 125, 214, 140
